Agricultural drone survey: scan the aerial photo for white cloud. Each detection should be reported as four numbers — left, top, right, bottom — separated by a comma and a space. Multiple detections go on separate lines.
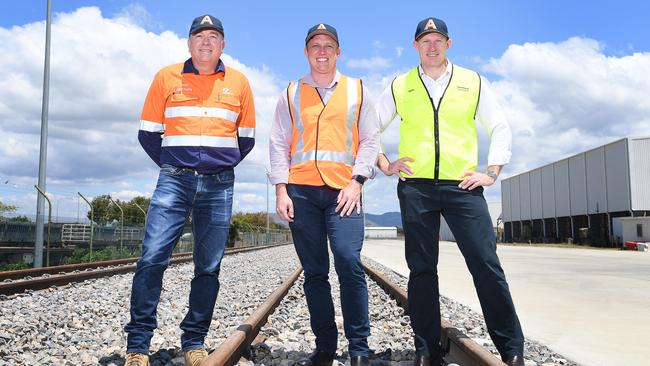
483, 37, 650, 177
395, 46, 404, 57
2, 8, 648, 219
345, 56, 392, 71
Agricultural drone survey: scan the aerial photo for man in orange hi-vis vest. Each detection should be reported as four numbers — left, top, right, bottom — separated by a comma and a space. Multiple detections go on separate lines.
269, 23, 379, 366
124, 14, 255, 366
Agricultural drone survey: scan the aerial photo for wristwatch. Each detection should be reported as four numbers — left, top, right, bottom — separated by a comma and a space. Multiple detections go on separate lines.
352, 175, 368, 185
486, 170, 498, 181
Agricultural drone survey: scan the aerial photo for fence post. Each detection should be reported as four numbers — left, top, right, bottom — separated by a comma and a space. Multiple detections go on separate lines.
78, 192, 94, 262
108, 197, 124, 255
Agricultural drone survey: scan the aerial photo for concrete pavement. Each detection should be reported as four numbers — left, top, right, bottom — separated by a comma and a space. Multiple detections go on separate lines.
361, 239, 650, 366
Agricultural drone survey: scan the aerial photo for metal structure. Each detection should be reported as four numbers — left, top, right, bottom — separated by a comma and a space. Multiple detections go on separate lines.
78, 192, 94, 261
502, 136, 650, 245
108, 197, 124, 253
34, 185, 52, 266
34, 0, 53, 268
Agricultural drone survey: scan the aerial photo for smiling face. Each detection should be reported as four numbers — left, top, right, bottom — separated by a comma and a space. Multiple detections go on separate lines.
188, 29, 225, 72
304, 34, 340, 78
413, 32, 451, 70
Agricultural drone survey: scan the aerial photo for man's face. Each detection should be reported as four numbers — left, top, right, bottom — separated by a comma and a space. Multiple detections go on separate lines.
188, 29, 225, 65
304, 34, 340, 76
413, 32, 451, 68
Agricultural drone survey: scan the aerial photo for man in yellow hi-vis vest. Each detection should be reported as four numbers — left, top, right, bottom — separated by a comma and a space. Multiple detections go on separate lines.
376, 17, 525, 366
269, 23, 379, 366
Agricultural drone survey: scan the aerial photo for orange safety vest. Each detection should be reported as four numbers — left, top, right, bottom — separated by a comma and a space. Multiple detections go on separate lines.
286, 75, 362, 189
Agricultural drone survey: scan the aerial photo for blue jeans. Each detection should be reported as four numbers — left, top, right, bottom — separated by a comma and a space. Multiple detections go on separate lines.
125, 164, 234, 353
287, 184, 370, 357
397, 182, 524, 360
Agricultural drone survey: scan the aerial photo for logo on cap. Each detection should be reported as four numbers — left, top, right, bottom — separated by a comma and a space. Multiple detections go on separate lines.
317, 23, 326, 30
425, 19, 437, 30
200, 16, 213, 25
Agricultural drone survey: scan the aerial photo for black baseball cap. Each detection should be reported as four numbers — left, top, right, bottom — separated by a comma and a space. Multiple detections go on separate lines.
414, 17, 448, 40
305, 23, 339, 45
189, 14, 224, 36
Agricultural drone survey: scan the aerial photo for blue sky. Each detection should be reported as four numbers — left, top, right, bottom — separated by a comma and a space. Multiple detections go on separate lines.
2, 0, 648, 79
1, 1, 649, 219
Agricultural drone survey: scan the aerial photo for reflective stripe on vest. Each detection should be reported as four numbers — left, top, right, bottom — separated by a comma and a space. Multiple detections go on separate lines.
392, 65, 480, 181
287, 75, 362, 189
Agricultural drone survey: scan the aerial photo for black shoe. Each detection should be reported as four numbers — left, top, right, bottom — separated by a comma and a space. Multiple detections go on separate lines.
350, 355, 370, 366
504, 355, 525, 366
296, 350, 335, 366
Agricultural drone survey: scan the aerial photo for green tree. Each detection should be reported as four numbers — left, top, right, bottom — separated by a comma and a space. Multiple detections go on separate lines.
0, 200, 17, 214
0, 200, 18, 221
87, 195, 151, 225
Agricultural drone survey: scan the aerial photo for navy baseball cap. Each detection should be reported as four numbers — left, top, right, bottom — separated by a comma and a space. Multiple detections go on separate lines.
189, 14, 224, 36
305, 23, 339, 45
414, 17, 448, 40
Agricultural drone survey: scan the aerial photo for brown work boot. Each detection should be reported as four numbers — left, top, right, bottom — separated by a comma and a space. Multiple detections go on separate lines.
125, 353, 149, 366
184, 348, 209, 366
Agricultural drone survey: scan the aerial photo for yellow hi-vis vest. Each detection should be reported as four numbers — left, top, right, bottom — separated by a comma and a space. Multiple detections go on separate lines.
286, 75, 362, 189
392, 65, 480, 181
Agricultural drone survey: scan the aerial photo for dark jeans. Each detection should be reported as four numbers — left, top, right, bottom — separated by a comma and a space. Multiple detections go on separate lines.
397, 181, 524, 360
125, 164, 234, 353
287, 184, 370, 357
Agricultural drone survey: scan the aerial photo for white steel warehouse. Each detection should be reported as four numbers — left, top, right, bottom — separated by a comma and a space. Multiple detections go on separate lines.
501, 136, 650, 246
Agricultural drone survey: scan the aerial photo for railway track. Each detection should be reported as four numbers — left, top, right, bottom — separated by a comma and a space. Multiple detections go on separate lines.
0, 243, 290, 296
203, 262, 506, 366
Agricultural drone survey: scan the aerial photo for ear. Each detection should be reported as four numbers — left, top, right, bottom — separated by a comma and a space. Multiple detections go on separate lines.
304, 47, 308, 58
447, 37, 452, 49
412, 40, 419, 49
336, 47, 341, 57
187, 38, 191, 52
221, 38, 226, 50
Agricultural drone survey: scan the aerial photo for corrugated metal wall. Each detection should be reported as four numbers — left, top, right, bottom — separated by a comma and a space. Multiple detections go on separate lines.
629, 137, 650, 211
569, 154, 588, 215
605, 139, 631, 212
502, 137, 648, 225
541, 165, 555, 218
586, 147, 608, 214
554, 160, 571, 217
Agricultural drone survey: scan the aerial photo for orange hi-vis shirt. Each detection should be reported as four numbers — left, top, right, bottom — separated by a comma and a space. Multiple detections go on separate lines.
138, 58, 255, 173
287, 75, 362, 189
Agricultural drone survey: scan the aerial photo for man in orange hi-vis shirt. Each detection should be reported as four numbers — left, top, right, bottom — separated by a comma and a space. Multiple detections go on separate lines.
269, 23, 379, 366
124, 14, 255, 366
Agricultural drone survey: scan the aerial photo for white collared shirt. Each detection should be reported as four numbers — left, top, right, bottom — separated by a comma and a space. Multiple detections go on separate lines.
375, 60, 512, 166
269, 71, 380, 185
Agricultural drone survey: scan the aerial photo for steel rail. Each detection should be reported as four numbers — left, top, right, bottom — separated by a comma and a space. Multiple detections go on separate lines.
362, 263, 506, 366
0, 243, 291, 296
204, 266, 303, 366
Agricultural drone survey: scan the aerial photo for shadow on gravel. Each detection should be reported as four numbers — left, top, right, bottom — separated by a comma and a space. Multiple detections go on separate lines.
250, 345, 418, 366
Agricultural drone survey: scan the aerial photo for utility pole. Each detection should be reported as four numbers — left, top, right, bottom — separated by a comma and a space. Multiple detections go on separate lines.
34, 0, 53, 268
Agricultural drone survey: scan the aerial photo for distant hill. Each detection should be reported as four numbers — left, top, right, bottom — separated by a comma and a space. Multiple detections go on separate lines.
364, 212, 402, 227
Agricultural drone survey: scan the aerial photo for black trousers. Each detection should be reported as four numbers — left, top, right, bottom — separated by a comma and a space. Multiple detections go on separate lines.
397, 181, 524, 360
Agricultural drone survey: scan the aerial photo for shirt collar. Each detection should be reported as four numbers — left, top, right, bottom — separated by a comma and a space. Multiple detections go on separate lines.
418, 59, 452, 82
302, 70, 341, 89
182, 58, 226, 75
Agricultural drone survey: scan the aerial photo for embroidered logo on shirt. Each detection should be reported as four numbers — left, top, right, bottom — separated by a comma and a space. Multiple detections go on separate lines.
457, 86, 469, 92
222, 87, 234, 95
408, 88, 415, 93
